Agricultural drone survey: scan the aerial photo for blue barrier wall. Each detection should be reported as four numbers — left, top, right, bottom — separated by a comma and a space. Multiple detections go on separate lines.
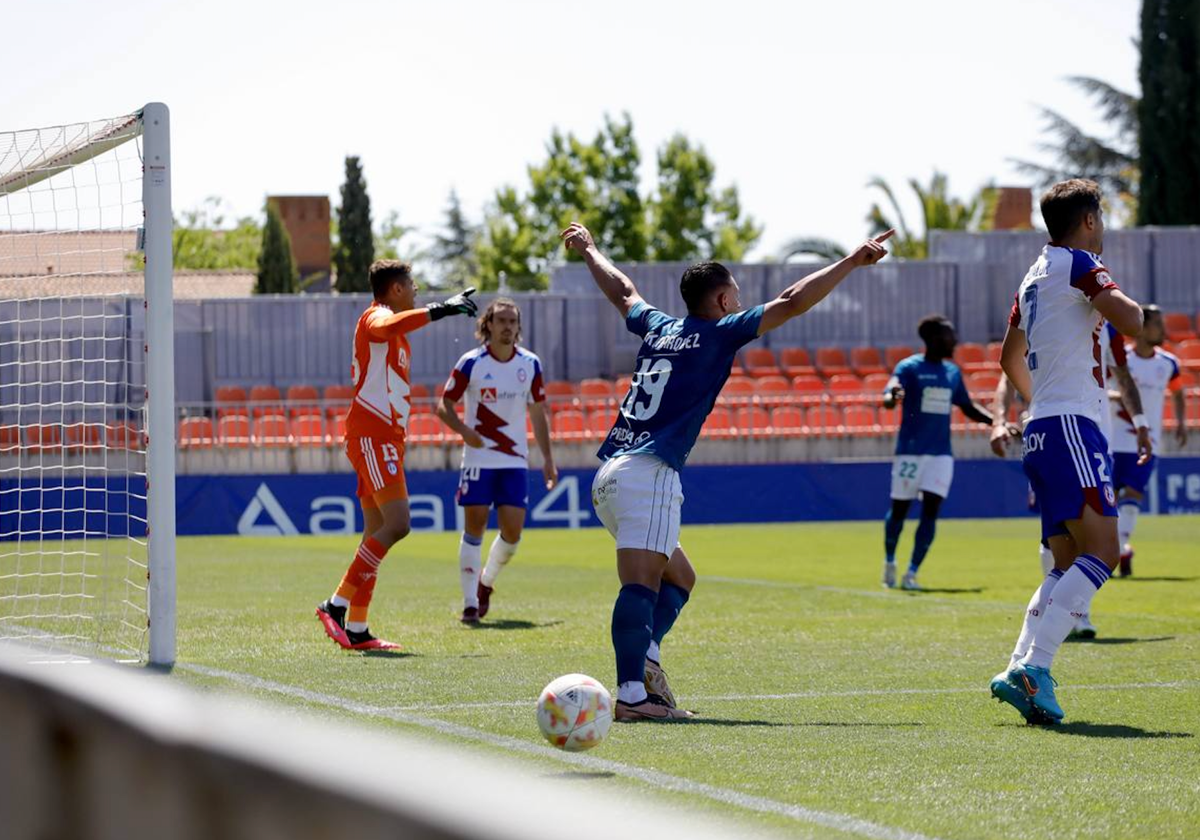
8, 459, 1199, 539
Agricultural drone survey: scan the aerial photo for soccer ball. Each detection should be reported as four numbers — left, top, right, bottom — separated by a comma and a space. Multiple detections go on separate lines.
536, 674, 612, 752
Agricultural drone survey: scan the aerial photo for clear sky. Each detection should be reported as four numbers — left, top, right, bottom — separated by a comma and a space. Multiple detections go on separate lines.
1, 0, 1141, 263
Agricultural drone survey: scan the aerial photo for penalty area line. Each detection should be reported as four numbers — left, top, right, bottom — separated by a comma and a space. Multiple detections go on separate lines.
177, 660, 944, 840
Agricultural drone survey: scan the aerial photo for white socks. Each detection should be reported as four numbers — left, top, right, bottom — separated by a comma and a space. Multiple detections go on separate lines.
1009, 569, 1062, 670
481, 536, 519, 588
459, 534, 483, 609
1118, 502, 1138, 550
331, 594, 350, 608
646, 640, 661, 664
618, 681, 648, 704
1038, 543, 1054, 577
1023, 555, 1111, 669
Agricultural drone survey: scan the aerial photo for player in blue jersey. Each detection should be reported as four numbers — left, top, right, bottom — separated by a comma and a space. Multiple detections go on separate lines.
561, 220, 894, 721
881, 315, 1003, 590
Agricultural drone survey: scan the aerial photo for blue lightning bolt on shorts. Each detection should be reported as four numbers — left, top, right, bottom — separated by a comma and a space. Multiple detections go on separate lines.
456, 466, 529, 509
1022, 414, 1117, 541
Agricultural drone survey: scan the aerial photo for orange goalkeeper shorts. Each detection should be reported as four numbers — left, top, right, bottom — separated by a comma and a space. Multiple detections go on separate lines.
346, 435, 408, 505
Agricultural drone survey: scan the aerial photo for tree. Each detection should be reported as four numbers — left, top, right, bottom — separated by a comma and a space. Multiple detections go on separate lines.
475, 187, 545, 290
866, 172, 985, 259
431, 189, 479, 289
1139, 0, 1200, 224
171, 197, 261, 270
255, 201, 298, 294
334, 156, 374, 293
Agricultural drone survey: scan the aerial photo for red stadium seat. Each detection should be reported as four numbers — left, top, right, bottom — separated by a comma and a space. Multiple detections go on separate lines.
701, 407, 735, 439
805, 404, 843, 434
64, 423, 104, 451
323, 384, 354, 420
842, 404, 878, 434
407, 414, 444, 444
107, 422, 145, 451
827, 374, 864, 394
218, 416, 251, 448
850, 347, 885, 377
290, 416, 329, 447
815, 347, 851, 379
177, 417, 215, 449
0, 425, 19, 453
253, 414, 291, 448
779, 347, 817, 379
770, 406, 806, 437
862, 372, 892, 394
741, 347, 780, 378
735, 406, 772, 437
1164, 312, 1197, 343
588, 410, 616, 441
1177, 339, 1200, 373
878, 405, 901, 432
884, 345, 915, 371
967, 371, 1001, 395
553, 410, 587, 442
791, 375, 826, 402
285, 385, 320, 418
544, 381, 577, 409
755, 375, 792, 407
956, 342, 989, 374
249, 385, 283, 419
720, 376, 756, 405
27, 424, 62, 453
985, 341, 1003, 366
616, 376, 634, 398
579, 378, 615, 412
216, 385, 248, 418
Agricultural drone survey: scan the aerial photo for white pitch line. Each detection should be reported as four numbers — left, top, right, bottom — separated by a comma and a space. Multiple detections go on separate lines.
178, 660, 943, 840
379, 679, 1200, 713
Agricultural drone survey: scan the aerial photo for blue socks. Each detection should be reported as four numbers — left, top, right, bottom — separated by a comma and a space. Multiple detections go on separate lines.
910, 512, 937, 571
884, 507, 904, 563
611, 584, 658, 687
650, 582, 690, 651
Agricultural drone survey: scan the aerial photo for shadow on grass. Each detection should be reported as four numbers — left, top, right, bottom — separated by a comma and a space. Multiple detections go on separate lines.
1064, 635, 1175, 646
1115, 576, 1198, 583
358, 649, 418, 659
543, 771, 618, 780
470, 619, 564, 631
1050, 721, 1194, 740
900, 587, 985, 595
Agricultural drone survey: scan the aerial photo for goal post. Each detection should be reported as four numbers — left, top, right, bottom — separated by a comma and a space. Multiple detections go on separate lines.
0, 104, 174, 666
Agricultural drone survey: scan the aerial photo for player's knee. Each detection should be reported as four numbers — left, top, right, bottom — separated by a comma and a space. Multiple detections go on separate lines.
499, 524, 523, 544
380, 515, 411, 543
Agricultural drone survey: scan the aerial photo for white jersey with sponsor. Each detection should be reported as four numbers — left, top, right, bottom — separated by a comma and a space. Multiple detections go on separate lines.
443, 346, 546, 469
1009, 245, 1118, 427
1107, 345, 1182, 453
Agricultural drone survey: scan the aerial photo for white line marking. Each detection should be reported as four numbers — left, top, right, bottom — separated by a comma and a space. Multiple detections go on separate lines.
177, 661, 943, 840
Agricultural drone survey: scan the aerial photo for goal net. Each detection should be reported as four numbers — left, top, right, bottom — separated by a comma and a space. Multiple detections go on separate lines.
0, 105, 174, 664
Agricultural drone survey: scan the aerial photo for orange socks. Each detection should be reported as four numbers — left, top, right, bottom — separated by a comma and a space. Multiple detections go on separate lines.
335, 536, 387, 630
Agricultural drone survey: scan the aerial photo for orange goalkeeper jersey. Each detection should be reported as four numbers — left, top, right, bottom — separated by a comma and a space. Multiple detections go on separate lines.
345, 302, 431, 441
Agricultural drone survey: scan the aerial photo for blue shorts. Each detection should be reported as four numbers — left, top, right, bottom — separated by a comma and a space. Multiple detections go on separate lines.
1112, 452, 1155, 496
1022, 415, 1117, 541
456, 467, 529, 509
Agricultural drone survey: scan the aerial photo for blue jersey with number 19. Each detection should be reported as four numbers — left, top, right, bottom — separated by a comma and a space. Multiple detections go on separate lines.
596, 301, 765, 471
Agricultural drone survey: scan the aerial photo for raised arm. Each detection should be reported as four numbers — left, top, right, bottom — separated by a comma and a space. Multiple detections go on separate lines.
758, 230, 894, 335
367, 289, 478, 339
561, 222, 643, 317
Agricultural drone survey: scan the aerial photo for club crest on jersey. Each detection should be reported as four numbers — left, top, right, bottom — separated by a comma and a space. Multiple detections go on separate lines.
481, 387, 498, 403
387, 462, 398, 475
1103, 483, 1115, 506
517, 368, 528, 382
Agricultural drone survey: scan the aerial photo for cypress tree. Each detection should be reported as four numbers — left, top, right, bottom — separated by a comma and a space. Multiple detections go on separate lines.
334, 156, 375, 292
255, 201, 298, 294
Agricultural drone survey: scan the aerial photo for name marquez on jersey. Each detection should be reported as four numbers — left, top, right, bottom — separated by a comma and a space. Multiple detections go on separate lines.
644, 331, 702, 352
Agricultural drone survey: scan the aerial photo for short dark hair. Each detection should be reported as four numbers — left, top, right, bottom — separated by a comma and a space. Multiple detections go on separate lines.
1142, 303, 1162, 322
1040, 179, 1103, 242
918, 314, 953, 346
679, 261, 734, 314
369, 259, 412, 299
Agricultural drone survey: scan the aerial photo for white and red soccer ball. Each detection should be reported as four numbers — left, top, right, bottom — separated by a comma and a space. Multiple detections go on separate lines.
536, 674, 612, 751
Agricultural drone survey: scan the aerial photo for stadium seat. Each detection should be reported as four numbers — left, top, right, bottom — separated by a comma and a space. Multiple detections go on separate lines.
332, 415, 348, 441
741, 347, 780, 378
544, 380, 577, 408
0, 425, 19, 453
769, 406, 805, 437
579, 378, 615, 411
850, 347, 885, 377
842, 405, 877, 434
878, 405, 901, 432
407, 414, 444, 444
755, 375, 792, 407
815, 347, 851, 378
967, 370, 1001, 395
827, 374, 864, 395
218, 416, 252, 448
27, 424, 62, 453
177, 417, 215, 449
323, 384, 354, 419
588, 410, 615, 440
64, 423, 104, 451
106, 422, 144, 451
1164, 312, 1197, 343
285, 385, 321, 418
735, 406, 772, 438
956, 342, 989, 374
216, 385, 248, 418
791, 375, 825, 397
805, 404, 843, 435
253, 414, 291, 448
701, 407, 735, 439
985, 341, 1003, 367
1176, 339, 1200, 373
616, 376, 633, 397
884, 345, 915, 370
248, 385, 283, 419
862, 372, 892, 394
553, 410, 587, 442
290, 416, 328, 447
779, 347, 817, 379
720, 376, 756, 405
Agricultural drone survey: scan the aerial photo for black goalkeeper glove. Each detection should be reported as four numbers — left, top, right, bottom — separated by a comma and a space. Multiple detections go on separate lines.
427, 287, 478, 321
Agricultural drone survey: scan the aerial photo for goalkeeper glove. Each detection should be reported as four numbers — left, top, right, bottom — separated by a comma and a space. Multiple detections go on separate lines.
427, 287, 479, 321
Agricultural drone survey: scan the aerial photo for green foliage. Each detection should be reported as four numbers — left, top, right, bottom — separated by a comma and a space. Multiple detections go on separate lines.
171, 197, 261, 270
866, 173, 984, 259
334, 156, 374, 293
255, 202, 298, 294
431, 189, 479, 289
476, 115, 760, 289
1138, 0, 1200, 225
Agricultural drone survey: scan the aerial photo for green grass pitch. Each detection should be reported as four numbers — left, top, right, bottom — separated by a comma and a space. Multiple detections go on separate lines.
171, 517, 1200, 839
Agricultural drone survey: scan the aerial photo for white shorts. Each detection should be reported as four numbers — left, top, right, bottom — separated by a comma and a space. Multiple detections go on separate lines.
591, 454, 683, 556
890, 454, 954, 501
